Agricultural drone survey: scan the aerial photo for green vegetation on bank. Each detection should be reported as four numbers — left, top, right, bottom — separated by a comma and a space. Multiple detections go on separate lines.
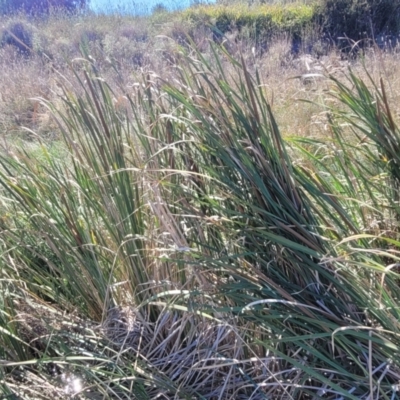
183, 3, 315, 45
183, 0, 400, 48
2, 0, 400, 60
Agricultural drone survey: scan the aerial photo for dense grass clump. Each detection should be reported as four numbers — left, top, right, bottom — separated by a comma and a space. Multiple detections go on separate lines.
0, 40, 400, 398
1, 1, 400, 399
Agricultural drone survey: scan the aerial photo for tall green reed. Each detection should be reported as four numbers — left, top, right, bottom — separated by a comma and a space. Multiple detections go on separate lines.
141, 44, 400, 397
0, 43, 400, 398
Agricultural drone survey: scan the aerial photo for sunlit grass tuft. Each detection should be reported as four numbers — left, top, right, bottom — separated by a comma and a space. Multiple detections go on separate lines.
1, 41, 400, 399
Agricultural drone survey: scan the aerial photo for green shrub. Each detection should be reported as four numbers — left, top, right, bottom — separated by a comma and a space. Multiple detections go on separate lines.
316, 0, 400, 44
183, 3, 315, 45
184, 0, 400, 51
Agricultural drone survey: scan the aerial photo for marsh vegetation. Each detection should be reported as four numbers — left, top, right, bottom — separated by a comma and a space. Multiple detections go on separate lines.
1, 1, 400, 398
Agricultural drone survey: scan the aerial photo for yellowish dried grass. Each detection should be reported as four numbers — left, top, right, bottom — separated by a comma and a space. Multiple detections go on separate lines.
1, 13, 399, 148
